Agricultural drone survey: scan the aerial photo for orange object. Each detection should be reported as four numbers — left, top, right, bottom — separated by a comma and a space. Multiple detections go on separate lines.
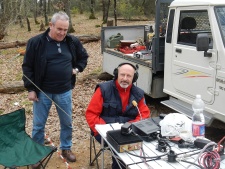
18, 49, 26, 55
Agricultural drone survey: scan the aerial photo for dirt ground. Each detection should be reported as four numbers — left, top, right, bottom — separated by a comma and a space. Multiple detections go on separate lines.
1, 14, 225, 169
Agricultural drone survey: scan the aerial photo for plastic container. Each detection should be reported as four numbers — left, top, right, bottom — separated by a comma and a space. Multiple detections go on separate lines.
192, 95, 205, 138
107, 33, 124, 48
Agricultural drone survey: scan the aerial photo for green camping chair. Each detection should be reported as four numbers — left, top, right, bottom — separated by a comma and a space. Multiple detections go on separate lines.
0, 108, 57, 169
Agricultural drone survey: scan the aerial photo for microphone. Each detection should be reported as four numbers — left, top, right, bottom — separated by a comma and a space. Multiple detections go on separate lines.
132, 100, 142, 120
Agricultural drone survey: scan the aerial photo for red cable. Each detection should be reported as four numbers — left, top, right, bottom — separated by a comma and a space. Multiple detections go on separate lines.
198, 150, 220, 169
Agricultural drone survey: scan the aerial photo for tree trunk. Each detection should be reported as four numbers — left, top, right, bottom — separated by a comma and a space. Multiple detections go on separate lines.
114, 0, 117, 26
76, 35, 100, 43
102, 0, 106, 22
106, 0, 111, 23
33, 0, 39, 24
47, 0, 51, 14
89, 0, 96, 19
0, 81, 25, 94
0, 41, 27, 49
79, 1, 84, 14
39, 0, 43, 16
63, 0, 75, 33
26, 17, 31, 31
39, 20, 46, 31
102, 0, 110, 24
44, 0, 48, 26
18, 15, 24, 28
0, 35, 100, 49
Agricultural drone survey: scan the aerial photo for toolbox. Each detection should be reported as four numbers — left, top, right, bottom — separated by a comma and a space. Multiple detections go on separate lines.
107, 33, 123, 48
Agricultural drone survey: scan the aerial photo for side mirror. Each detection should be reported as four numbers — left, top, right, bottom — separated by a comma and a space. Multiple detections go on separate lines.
196, 33, 212, 57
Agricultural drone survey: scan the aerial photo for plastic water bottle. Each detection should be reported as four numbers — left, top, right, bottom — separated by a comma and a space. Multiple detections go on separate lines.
192, 95, 205, 138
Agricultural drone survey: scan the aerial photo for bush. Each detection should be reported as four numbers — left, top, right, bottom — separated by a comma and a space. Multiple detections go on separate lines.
71, 7, 79, 15
117, 2, 144, 20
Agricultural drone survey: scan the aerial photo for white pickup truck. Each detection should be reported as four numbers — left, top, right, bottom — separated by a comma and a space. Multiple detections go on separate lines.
101, 0, 225, 128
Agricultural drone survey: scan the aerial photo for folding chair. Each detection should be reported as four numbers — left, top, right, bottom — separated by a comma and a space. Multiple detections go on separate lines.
89, 131, 109, 169
0, 108, 57, 169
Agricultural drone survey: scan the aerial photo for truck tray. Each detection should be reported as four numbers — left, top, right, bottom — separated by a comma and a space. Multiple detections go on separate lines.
105, 48, 152, 67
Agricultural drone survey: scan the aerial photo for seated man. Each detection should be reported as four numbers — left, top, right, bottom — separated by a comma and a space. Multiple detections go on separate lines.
85, 62, 150, 169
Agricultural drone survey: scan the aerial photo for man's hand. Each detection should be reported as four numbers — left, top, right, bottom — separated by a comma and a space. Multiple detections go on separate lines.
28, 91, 39, 102
72, 68, 79, 75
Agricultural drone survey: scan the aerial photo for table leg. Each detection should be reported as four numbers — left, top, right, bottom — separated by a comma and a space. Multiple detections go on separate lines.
101, 136, 104, 169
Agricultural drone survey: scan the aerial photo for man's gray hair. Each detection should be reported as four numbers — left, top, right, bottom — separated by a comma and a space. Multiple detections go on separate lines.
51, 11, 69, 24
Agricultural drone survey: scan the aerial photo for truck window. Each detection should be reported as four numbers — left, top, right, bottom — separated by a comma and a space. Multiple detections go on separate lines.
215, 7, 225, 47
177, 10, 213, 48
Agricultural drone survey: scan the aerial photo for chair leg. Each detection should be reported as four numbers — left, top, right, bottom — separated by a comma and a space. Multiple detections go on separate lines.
90, 134, 100, 169
39, 148, 56, 169
29, 147, 56, 169
90, 136, 110, 169
89, 134, 93, 165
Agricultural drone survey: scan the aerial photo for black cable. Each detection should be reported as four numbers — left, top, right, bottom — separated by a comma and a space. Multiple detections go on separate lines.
176, 149, 201, 156
128, 157, 162, 166
181, 160, 205, 169
123, 149, 168, 159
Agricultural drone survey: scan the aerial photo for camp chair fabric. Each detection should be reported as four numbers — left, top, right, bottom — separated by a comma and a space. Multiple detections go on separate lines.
0, 108, 57, 168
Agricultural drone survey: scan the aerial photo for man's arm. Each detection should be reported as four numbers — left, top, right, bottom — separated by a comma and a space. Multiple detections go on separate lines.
85, 88, 106, 136
72, 37, 89, 72
22, 39, 36, 91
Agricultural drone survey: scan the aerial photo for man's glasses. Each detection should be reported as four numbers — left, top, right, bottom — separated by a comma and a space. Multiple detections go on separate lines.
56, 43, 62, 53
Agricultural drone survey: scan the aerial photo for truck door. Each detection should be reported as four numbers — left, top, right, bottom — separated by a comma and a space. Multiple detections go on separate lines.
172, 9, 217, 104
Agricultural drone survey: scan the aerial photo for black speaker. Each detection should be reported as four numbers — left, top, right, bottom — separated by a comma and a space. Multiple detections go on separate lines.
113, 63, 139, 83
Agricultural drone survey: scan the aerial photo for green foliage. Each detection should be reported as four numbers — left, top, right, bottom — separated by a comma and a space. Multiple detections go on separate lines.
71, 7, 80, 15
117, 1, 144, 20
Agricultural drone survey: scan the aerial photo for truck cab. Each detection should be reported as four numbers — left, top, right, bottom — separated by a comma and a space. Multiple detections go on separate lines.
163, 0, 225, 127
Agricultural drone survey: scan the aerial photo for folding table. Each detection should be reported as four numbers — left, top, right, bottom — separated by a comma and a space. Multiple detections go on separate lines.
95, 123, 225, 169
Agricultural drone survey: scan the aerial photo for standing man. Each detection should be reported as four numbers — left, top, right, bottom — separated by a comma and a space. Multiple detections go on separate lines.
85, 63, 150, 169
22, 11, 88, 165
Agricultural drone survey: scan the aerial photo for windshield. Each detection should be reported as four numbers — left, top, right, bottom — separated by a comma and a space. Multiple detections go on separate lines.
215, 6, 225, 46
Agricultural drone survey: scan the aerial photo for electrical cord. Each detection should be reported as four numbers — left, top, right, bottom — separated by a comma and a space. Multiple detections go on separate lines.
123, 148, 168, 160
177, 150, 201, 158
181, 160, 205, 169
140, 147, 154, 169
198, 150, 220, 169
125, 127, 221, 168
186, 141, 217, 169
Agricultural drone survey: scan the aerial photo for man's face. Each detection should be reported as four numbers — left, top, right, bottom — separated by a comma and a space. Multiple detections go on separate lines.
117, 64, 135, 88
49, 19, 69, 42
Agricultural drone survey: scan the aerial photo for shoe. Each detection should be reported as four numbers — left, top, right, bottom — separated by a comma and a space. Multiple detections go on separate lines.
62, 149, 76, 162
31, 162, 41, 169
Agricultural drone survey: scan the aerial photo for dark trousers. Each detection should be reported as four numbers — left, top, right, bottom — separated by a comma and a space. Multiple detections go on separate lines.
93, 132, 126, 169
